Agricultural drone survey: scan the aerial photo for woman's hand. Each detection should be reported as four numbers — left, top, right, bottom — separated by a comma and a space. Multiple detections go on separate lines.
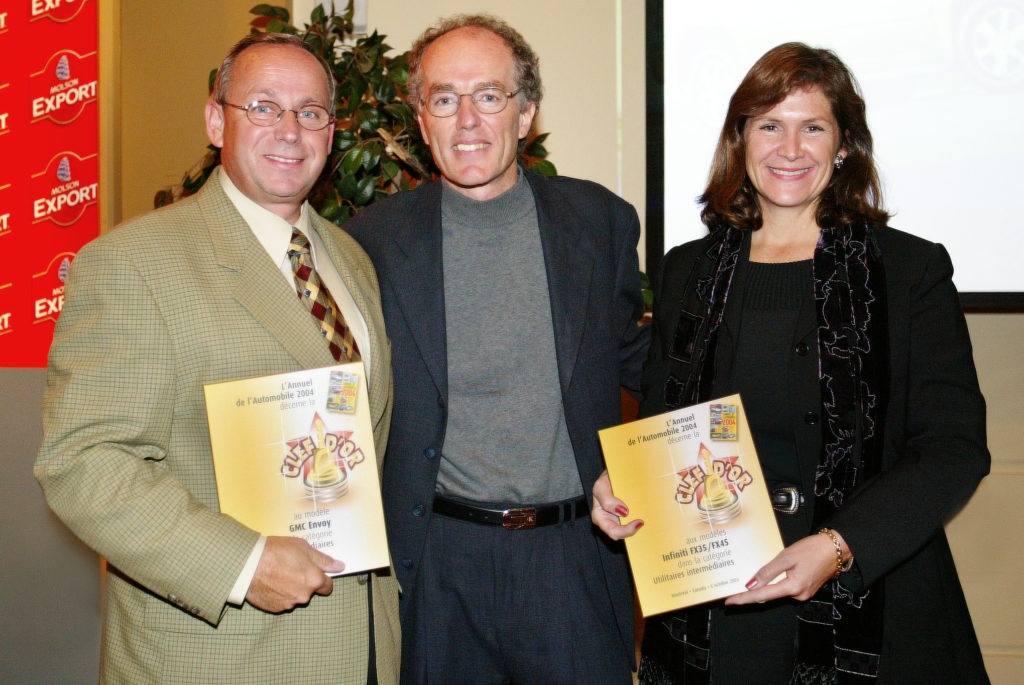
591, 470, 644, 540
724, 530, 846, 605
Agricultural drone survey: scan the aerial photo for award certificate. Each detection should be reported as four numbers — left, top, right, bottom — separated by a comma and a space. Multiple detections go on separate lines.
599, 394, 783, 616
204, 363, 389, 575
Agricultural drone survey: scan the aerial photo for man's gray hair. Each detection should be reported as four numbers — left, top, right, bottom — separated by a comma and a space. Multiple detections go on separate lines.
407, 14, 542, 113
212, 33, 336, 109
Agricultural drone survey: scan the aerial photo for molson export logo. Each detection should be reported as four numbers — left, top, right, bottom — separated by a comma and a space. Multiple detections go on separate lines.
31, 251, 74, 325
0, 282, 13, 337
0, 82, 10, 137
30, 150, 98, 227
29, 0, 91, 23
30, 48, 98, 125
0, 182, 11, 236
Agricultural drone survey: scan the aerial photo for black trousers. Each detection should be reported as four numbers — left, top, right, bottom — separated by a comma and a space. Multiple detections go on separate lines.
401, 500, 632, 684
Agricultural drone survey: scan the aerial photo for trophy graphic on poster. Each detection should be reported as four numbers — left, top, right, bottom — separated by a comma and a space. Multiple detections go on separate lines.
303, 416, 348, 502
695, 442, 741, 524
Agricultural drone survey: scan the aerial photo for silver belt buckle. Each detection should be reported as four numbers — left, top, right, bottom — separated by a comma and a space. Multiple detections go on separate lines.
501, 507, 537, 530
772, 486, 801, 514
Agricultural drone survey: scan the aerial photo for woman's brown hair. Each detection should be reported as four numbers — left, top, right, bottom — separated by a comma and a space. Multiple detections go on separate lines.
700, 42, 889, 230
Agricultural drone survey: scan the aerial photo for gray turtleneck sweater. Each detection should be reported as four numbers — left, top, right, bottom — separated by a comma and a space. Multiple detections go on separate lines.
436, 172, 583, 504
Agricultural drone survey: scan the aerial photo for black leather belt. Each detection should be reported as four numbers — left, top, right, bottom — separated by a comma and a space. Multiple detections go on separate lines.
770, 486, 804, 514
432, 495, 589, 530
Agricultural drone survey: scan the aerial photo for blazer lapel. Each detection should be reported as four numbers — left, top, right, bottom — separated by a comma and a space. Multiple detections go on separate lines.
716, 231, 751, 350
387, 183, 448, 398
529, 175, 594, 392
199, 172, 336, 371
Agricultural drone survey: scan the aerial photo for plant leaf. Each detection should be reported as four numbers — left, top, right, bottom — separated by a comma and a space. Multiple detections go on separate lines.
382, 159, 400, 179
383, 102, 414, 124
528, 159, 557, 177
333, 129, 357, 151
354, 176, 376, 205
337, 173, 359, 200
319, 196, 342, 220
523, 139, 548, 158
342, 147, 364, 174
250, 4, 289, 21
362, 142, 383, 171
266, 19, 290, 33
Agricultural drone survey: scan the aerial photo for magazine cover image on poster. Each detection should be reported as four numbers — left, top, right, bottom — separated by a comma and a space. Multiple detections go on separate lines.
599, 394, 783, 616
205, 363, 389, 576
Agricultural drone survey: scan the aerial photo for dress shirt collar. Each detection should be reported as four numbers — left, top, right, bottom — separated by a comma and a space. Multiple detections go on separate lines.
218, 167, 314, 264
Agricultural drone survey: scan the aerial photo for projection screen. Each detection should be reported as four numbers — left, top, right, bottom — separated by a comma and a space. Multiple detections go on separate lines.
651, 0, 1024, 309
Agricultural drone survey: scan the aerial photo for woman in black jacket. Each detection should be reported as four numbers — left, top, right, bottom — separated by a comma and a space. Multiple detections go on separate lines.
592, 42, 989, 684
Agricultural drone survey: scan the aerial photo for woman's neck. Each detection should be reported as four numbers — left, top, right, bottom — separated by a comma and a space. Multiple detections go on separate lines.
750, 206, 821, 263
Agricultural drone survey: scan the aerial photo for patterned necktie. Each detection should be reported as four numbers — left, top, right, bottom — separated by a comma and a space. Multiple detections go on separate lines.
287, 228, 360, 362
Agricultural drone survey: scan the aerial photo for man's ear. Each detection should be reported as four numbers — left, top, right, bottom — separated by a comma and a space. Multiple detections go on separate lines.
416, 107, 431, 147
517, 101, 537, 140
205, 98, 225, 148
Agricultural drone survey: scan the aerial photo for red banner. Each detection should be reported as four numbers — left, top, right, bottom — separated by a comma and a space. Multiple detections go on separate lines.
0, 0, 98, 367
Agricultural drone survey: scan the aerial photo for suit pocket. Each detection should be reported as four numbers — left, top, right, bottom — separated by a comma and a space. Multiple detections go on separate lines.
144, 595, 261, 635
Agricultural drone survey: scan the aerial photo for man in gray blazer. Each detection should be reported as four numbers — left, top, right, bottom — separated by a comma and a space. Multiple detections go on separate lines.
35, 33, 398, 684
345, 15, 648, 684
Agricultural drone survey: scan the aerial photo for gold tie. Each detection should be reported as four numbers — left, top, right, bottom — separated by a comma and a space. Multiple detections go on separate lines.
287, 228, 360, 362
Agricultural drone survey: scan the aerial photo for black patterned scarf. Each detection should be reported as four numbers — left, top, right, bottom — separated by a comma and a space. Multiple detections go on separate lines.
639, 222, 888, 685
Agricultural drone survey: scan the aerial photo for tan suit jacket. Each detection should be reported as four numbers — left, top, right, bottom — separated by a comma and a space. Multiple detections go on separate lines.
35, 169, 398, 684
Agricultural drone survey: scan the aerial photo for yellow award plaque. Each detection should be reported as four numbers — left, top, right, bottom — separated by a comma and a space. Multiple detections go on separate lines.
204, 363, 389, 575
599, 394, 783, 616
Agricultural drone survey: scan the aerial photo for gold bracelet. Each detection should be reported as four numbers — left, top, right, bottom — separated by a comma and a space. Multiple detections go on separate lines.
818, 527, 844, 580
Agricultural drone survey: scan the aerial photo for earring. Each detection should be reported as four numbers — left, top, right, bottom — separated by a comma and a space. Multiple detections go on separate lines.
834, 155, 844, 170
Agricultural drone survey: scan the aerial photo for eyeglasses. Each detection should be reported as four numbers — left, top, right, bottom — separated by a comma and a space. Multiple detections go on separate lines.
222, 100, 334, 131
422, 87, 522, 118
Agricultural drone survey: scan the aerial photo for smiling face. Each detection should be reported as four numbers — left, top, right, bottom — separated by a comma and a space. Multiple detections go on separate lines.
744, 87, 845, 225
205, 44, 334, 223
416, 27, 536, 201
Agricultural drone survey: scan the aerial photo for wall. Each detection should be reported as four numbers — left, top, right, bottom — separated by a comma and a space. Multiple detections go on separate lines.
0, 369, 101, 684
118, 0, 259, 224
947, 313, 1024, 682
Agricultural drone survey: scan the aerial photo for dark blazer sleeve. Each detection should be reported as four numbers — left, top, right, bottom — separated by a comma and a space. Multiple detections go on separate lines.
638, 240, 704, 418
614, 202, 649, 395
824, 234, 989, 590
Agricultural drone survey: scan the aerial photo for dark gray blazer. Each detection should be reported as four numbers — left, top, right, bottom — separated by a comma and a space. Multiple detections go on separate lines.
641, 225, 990, 683
345, 170, 649, 663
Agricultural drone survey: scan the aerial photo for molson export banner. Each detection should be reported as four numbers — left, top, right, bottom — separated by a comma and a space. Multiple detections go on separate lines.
0, 0, 98, 367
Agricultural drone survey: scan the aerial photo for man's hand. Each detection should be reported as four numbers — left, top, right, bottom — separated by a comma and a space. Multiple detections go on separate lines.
245, 536, 345, 613
591, 470, 644, 541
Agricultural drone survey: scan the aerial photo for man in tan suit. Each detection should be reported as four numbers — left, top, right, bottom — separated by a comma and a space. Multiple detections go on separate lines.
34, 33, 398, 684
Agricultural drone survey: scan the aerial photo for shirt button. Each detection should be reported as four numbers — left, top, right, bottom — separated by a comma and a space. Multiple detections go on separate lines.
804, 411, 820, 425
400, 558, 413, 569
794, 342, 809, 356
412, 504, 426, 517
423, 447, 436, 460
357, 574, 369, 585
